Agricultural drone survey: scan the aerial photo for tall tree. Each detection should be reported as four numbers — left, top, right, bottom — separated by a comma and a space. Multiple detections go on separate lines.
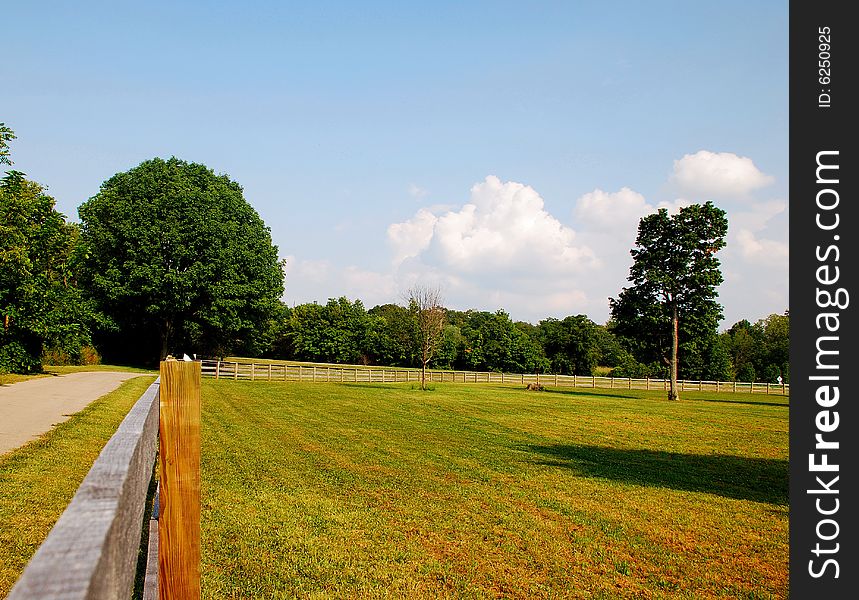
609, 202, 728, 400
407, 285, 446, 390
1, 171, 95, 372
78, 157, 284, 362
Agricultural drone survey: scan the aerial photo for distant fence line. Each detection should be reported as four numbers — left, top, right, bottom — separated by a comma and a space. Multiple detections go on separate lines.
201, 360, 790, 395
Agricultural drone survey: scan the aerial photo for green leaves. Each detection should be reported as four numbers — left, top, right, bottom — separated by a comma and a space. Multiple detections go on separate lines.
78, 157, 284, 361
1, 171, 95, 373
610, 203, 729, 388
0, 123, 15, 166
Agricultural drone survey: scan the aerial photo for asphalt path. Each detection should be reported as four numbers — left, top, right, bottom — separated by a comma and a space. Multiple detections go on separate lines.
0, 371, 144, 455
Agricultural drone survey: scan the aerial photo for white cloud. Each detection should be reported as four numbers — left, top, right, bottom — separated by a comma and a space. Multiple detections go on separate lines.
730, 200, 786, 232
283, 255, 331, 285
391, 175, 598, 276
573, 187, 650, 232
387, 208, 437, 264
285, 158, 787, 326
283, 256, 397, 308
670, 150, 774, 198
734, 230, 789, 266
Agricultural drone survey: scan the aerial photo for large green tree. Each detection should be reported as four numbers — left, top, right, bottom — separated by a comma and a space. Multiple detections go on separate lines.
78, 157, 284, 361
460, 310, 548, 374
1, 171, 95, 372
285, 297, 373, 364
721, 312, 789, 383
609, 202, 728, 400
538, 315, 600, 375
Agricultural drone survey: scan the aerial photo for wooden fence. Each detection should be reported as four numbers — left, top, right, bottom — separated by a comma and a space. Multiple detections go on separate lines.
201, 360, 790, 395
8, 378, 161, 599
9, 361, 202, 600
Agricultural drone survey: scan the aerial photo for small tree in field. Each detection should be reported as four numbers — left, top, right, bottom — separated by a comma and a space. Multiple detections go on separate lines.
407, 285, 445, 390
610, 202, 727, 401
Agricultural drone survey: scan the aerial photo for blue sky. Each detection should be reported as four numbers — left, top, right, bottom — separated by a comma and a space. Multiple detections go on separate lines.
3, 1, 788, 326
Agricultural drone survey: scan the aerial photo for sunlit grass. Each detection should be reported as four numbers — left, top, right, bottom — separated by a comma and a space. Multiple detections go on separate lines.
201, 381, 788, 599
0, 376, 156, 596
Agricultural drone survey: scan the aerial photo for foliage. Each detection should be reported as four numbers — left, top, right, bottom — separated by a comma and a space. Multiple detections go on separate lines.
0, 123, 15, 166
610, 202, 728, 399
1, 169, 96, 373
537, 315, 600, 375
285, 298, 373, 364
367, 303, 418, 366
458, 310, 548, 373
78, 157, 284, 363
722, 312, 789, 382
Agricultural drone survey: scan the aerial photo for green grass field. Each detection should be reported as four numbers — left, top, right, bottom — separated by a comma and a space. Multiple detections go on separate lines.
0, 375, 157, 596
201, 381, 788, 599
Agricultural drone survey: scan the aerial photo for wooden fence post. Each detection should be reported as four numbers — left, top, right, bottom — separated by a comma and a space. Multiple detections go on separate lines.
159, 359, 201, 600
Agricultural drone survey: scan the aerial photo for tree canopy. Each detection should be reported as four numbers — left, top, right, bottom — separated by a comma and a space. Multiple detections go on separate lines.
1, 170, 95, 372
78, 157, 284, 362
610, 202, 728, 399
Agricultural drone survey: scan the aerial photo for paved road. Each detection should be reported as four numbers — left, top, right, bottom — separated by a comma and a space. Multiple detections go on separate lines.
0, 372, 145, 455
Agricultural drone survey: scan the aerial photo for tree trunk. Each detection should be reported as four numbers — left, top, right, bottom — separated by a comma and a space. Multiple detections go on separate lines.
160, 321, 174, 361
669, 304, 679, 401
421, 361, 427, 390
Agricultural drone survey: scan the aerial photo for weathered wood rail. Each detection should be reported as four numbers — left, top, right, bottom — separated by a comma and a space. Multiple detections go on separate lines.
201, 359, 790, 395
8, 378, 161, 599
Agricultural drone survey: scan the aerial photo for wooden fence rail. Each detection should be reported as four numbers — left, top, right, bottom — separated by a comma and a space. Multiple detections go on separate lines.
201, 360, 790, 395
8, 378, 161, 600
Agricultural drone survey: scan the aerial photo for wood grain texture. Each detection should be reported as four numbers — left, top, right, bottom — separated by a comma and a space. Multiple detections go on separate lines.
142, 513, 159, 600
158, 361, 201, 600
7, 379, 160, 600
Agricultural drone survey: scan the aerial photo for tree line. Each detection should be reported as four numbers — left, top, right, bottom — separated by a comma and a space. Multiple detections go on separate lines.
255, 296, 788, 383
1, 123, 788, 386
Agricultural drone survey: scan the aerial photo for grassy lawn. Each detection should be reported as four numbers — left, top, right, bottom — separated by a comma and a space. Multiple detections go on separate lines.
0, 375, 157, 596
201, 381, 788, 599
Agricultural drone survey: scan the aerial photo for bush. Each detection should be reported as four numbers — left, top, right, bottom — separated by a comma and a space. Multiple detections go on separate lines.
0, 340, 42, 374
42, 344, 101, 366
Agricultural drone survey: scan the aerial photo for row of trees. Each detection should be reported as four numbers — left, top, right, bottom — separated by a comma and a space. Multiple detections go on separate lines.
2, 123, 789, 396
260, 295, 787, 383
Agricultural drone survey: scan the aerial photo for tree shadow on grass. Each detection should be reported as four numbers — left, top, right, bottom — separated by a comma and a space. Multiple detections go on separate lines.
522, 444, 788, 505
542, 388, 641, 401
690, 397, 789, 408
